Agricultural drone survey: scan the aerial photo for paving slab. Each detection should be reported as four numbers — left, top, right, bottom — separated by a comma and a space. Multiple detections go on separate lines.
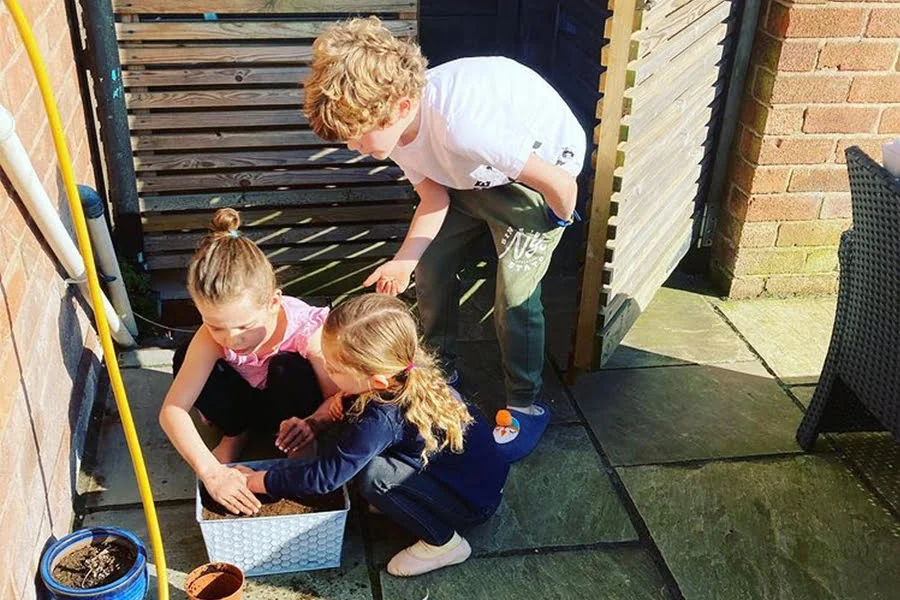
456, 340, 579, 424
84, 503, 372, 600
117, 347, 175, 369
619, 455, 900, 600
603, 288, 755, 370
717, 297, 836, 384
574, 361, 804, 466
80, 366, 205, 507
370, 425, 636, 564
380, 547, 676, 600
790, 386, 816, 407
832, 432, 900, 516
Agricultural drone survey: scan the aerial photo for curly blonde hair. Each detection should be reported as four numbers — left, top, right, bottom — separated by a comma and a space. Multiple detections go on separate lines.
304, 16, 428, 142
187, 208, 277, 307
323, 294, 472, 464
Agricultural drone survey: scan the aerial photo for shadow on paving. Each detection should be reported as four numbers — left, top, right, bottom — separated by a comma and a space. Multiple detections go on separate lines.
78, 278, 900, 600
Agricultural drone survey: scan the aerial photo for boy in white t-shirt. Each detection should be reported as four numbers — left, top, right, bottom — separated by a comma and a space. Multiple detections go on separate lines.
305, 17, 586, 463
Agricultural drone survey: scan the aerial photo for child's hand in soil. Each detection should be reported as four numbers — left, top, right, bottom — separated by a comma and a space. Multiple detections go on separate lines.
276, 417, 315, 454
201, 465, 261, 516
233, 465, 268, 495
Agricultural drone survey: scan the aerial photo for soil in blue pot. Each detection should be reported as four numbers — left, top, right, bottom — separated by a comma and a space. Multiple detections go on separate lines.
51, 539, 136, 589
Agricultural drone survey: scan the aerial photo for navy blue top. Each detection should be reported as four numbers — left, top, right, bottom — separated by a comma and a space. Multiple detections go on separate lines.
264, 399, 509, 513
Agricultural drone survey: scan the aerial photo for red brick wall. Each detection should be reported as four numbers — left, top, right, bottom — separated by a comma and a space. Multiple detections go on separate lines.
0, 1, 103, 598
712, 0, 900, 298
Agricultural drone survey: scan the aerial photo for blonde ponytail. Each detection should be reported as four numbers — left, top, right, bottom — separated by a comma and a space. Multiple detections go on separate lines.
324, 294, 472, 463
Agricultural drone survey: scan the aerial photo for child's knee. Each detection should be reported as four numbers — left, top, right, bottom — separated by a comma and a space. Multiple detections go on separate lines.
357, 457, 393, 500
268, 352, 314, 382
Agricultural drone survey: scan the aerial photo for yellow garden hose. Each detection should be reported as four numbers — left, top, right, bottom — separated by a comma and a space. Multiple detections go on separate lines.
3, 1, 169, 598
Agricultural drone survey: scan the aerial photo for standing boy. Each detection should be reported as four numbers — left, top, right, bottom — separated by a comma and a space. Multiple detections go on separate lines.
304, 17, 586, 462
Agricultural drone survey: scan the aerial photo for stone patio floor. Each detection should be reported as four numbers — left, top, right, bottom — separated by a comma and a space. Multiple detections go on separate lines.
77, 276, 900, 599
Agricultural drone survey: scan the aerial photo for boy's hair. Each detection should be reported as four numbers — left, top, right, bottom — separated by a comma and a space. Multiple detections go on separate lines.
323, 294, 472, 463
304, 16, 427, 142
187, 208, 277, 307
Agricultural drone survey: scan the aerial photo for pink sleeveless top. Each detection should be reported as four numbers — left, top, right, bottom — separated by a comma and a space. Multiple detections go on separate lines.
222, 296, 329, 389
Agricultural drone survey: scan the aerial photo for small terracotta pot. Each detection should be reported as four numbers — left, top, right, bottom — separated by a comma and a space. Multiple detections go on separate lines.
184, 562, 244, 600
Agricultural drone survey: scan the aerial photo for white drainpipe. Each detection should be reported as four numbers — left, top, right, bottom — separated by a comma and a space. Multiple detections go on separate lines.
79, 185, 139, 336
0, 105, 135, 347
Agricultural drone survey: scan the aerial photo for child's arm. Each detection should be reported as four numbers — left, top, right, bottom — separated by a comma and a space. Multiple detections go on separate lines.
274, 392, 343, 454
516, 153, 579, 223
242, 408, 395, 497
363, 178, 450, 296
159, 327, 261, 515
304, 325, 340, 398
272, 326, 341, 454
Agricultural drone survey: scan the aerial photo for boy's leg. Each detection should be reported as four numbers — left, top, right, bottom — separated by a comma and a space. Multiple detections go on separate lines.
415, 200, 489, 379
454, 184, 563, 407
452, 184, 563, 462
172, 343, 258, 461
358, 455, 486, 576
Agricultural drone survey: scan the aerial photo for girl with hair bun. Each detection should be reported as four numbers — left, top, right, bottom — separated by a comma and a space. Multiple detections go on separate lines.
160, 208, 342, 517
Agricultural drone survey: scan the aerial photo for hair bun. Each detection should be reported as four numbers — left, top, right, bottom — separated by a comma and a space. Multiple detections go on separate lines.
211, 208, 241, 234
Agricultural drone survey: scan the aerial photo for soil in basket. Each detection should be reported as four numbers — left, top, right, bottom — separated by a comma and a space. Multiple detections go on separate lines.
201, 485, 344, 520
52, 540, 136, 589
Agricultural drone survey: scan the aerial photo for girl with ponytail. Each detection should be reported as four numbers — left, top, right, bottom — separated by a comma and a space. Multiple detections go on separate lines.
238, 293, 509, 577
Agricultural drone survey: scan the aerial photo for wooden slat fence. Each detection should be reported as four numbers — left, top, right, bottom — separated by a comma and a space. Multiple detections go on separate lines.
574, 0, 742, 369
110, 0, 418, 320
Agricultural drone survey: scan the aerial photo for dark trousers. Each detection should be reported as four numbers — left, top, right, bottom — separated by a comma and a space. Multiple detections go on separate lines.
357, 455, 497, 546
414, 183, 564, 408
173, 345, 324, 437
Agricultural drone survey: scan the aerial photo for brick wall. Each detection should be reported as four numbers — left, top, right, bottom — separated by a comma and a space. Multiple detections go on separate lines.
711, 0, 900, 298
0, 1, 103, 598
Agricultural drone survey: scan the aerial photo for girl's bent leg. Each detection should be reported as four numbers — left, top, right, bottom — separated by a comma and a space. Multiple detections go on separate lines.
172, 343, 259, 438
264, 352, 325, 429
356, 456, 483, 545
357, 456, 476, 577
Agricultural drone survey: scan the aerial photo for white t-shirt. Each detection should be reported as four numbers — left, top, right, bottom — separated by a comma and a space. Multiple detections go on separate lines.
389, 57, 587, 191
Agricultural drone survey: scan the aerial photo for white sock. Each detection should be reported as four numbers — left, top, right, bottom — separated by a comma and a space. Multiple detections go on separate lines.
508, 404, 545, 416
386, 532, 471, 577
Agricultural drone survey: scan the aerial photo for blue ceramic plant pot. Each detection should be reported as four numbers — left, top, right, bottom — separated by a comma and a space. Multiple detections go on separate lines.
40, 527, 148, 600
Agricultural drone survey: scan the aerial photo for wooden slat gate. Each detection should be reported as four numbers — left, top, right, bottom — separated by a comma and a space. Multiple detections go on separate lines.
108, 0, 418, 320
573, 0, 754, 369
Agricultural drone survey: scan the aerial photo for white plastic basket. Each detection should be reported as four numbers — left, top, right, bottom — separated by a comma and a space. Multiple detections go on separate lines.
195, 459, 350, 576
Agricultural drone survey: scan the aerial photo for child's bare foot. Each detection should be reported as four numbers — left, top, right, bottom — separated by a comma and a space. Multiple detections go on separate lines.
212, 432, 248, 464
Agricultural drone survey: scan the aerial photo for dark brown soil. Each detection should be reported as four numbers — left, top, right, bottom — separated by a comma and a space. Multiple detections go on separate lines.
51, 540, 136, 589
200, 485, 344, 520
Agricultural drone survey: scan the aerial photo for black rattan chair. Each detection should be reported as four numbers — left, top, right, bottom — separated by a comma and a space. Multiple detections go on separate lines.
796, 146, 900, 450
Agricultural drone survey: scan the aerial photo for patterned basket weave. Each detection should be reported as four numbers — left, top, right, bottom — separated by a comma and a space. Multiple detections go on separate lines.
195, 459, 349, 576
796, 146, 900, 450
